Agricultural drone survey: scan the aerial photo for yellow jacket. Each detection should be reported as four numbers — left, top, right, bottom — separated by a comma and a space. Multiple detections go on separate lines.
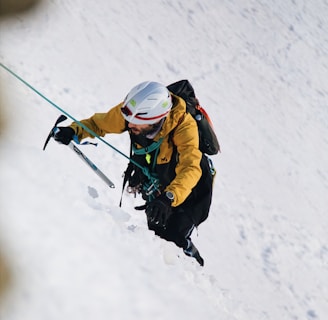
70, 94, 202, 207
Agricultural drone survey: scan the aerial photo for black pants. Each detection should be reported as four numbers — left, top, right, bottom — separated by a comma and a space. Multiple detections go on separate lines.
148, 155, 213, 249
148, 208, 195, 249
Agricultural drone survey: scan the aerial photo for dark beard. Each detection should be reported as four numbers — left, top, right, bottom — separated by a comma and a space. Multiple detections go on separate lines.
129, 122, 162, 147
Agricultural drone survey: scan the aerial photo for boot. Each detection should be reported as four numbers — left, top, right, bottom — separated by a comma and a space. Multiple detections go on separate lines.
183, 239, 204, 266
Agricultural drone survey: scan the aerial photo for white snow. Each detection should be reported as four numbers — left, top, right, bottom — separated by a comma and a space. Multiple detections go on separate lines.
0, 1, 328, 319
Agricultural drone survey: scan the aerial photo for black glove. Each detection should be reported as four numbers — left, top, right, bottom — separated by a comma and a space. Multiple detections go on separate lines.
145, 193, 173, 227
52, 126, 75, 145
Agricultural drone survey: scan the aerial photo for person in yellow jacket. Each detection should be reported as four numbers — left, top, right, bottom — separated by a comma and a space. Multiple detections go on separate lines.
53, 81, 213, 266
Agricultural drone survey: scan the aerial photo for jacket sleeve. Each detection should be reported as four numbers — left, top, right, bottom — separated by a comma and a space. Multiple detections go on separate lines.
70, 102, 126, 141
166, 113, 203, 207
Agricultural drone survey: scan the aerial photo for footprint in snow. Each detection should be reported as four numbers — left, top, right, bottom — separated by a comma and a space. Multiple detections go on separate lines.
88, 186, 99, 198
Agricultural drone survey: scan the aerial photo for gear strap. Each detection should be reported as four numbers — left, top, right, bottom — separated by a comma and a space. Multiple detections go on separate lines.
119, 138, 164, 207
132, 138, 164, 155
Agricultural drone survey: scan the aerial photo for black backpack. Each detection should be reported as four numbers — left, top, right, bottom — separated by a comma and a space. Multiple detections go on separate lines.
167, 80, 220, 155
120, 80, 220, 210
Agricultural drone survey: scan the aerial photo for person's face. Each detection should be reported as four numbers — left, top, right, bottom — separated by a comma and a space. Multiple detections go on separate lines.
128, 122, 155, 135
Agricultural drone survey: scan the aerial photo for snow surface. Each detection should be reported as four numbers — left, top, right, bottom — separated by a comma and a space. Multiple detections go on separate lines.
0, 0, 328, 319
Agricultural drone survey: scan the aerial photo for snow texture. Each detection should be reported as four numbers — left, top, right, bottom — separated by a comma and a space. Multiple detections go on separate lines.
0, 1, 328, 319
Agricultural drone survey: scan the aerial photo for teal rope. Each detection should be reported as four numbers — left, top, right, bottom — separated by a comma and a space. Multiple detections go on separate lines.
0, 62, 154, 180
132, 138, 164, 155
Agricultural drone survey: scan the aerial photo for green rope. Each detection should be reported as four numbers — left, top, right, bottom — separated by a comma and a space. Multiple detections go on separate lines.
132, 138, 164, 155
0, 62, 155, 182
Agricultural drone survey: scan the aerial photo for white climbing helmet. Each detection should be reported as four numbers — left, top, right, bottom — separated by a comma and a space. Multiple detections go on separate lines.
121, 81, 173, 125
